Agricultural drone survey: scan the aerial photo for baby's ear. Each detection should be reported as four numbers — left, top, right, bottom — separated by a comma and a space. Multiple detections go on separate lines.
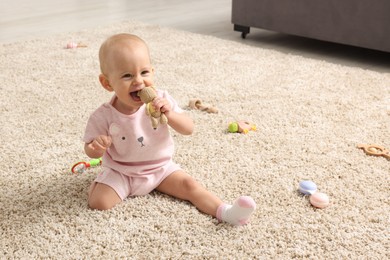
99, 74, 113, 92
109, 123, 120, 136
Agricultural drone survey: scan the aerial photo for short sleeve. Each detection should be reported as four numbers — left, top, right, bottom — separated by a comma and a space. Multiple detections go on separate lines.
160, 90, 183, 113
82, 108, 110, 144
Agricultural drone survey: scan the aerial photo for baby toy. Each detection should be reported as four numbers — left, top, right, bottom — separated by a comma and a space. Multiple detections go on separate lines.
65, 42, 87, 49
71, 158, 102, 174
298, 180, 317, 195
228, 121, 256, 134
357, 144, 390, 160
188, 98, 218, 113
309, 192, 330, 209
298, 180, 330, 209
138, 86, 168, 129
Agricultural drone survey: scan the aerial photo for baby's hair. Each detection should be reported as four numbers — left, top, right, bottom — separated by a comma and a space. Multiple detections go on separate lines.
99, 33, 150, 74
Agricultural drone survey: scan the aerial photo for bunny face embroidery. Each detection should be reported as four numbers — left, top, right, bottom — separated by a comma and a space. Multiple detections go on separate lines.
109, 123, 129, 155
109, 123, 145, 155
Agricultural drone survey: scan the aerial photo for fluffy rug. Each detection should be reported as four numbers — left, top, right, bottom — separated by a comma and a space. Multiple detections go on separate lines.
1, 20, 389, 259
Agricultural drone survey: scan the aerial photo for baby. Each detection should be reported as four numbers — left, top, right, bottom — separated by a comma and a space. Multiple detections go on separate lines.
83, 33, 256, 225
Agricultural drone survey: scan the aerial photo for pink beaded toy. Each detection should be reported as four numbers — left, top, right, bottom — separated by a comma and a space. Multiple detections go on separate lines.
65, 42, 87, 49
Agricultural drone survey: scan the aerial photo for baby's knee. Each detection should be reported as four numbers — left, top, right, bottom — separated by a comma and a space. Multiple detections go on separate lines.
88, 182, 122, 210
181, 176, 201, 192
88, 195, 117, 211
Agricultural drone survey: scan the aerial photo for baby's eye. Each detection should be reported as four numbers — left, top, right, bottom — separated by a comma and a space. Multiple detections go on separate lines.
122, 74, 133, 79
141, 70, 150, 76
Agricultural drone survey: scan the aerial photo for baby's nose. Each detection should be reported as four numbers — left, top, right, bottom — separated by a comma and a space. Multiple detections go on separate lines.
133, 74, 143, 83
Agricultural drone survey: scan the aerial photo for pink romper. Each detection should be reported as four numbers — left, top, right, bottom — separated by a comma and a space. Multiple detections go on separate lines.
83, 90, 183, 200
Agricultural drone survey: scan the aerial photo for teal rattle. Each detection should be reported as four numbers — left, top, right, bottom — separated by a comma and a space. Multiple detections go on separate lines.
71, 158, 102, 174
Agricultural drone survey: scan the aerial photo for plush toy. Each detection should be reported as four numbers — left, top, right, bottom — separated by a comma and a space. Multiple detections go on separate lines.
137, 86, 168, 129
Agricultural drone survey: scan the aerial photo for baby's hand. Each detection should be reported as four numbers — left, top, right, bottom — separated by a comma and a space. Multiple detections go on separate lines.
153, 97, 171, 113
90, 135, 112, 151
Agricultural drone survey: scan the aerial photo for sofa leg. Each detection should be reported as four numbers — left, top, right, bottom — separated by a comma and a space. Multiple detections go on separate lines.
234, 24, 250, 39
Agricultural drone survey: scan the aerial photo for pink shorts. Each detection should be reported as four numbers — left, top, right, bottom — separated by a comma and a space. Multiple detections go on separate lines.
94, 161, 181, 200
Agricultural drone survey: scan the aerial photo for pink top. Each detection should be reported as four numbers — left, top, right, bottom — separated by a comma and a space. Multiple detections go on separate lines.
83, 90, 183, 176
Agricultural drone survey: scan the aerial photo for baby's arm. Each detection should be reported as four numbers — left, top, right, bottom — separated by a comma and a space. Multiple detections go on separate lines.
165, 111, 194, 135
153, 97, 194, 135
84, 135, 112, 158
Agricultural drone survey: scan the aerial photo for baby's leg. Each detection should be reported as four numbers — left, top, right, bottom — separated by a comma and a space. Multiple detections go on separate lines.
88, 168, 129, 210
156, 171, 256, 225
156, 170, 222, 217
88, 182, 122, 210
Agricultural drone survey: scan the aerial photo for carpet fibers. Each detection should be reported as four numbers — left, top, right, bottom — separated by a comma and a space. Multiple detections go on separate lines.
1, 21, 389, 259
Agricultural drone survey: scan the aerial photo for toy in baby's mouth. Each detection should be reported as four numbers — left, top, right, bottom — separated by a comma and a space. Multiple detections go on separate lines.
138, 86, 168, 129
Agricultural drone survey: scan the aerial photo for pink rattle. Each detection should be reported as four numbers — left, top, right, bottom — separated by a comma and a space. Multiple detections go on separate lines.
65, 42, 87, 49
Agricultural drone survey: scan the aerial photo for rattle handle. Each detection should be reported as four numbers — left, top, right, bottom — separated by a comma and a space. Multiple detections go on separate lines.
89, 158, 102, 167
382, 153, 390, 160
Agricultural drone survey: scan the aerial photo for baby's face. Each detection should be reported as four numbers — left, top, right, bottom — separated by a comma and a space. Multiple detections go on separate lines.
103, 41, 154, 114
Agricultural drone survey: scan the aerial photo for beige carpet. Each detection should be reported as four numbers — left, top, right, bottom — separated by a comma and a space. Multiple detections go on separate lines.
1, 20, 389, 259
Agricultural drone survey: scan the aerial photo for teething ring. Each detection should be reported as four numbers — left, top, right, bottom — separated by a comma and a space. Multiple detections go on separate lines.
357, 144, 390, 159
71, 162, 88, 174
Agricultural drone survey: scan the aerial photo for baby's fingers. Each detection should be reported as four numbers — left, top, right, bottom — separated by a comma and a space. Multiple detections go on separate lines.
91, 140, 106, 151
103, 136, 112, 147
92, 136, 112, 150
154, 98, 171, 112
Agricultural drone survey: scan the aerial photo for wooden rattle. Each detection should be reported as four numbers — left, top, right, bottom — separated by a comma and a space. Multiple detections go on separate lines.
357, 144, 390, 160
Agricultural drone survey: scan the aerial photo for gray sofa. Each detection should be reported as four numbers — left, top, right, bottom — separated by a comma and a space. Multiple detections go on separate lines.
232, 0, 390, 53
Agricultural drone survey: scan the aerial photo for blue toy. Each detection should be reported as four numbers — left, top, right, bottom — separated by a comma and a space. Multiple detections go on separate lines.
298, 180, 317, 195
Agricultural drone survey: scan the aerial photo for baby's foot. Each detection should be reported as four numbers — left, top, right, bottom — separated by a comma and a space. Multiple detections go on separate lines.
216, 196, 256, 226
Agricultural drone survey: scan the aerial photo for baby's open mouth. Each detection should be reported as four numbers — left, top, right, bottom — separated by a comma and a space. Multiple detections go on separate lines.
130, 91, 141, 101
